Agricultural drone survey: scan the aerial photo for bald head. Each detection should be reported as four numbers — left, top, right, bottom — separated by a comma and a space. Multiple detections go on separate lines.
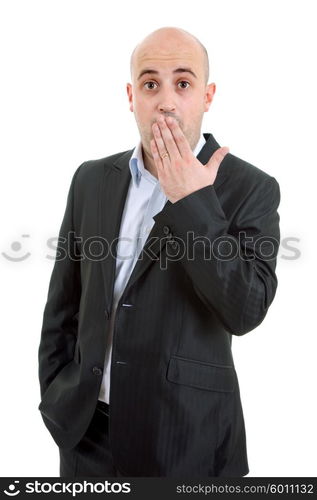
130, 27, 209, 84
126, 26, 216, 159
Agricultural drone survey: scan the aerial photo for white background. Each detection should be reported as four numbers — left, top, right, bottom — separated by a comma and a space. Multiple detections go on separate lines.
1, 0, 316, 477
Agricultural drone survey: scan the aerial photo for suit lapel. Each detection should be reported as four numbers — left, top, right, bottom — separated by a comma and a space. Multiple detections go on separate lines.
99, 150, 132, 310
199, 133, 228, 190
99, 133, 229, 309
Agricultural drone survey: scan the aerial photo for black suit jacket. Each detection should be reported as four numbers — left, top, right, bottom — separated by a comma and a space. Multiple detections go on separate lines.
38, 133, 280, 477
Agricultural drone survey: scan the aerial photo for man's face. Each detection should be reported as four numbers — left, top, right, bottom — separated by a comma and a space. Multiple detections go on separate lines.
127, 35, 215, 160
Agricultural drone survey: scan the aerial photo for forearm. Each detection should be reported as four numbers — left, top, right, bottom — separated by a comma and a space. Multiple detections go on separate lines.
38, 164, 83, 397
38, 255, 81, 396
154, 178, 280, 335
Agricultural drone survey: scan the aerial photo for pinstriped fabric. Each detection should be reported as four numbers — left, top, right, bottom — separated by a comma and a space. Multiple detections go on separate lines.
38, 133, 280, 476
59, 405, 120, 477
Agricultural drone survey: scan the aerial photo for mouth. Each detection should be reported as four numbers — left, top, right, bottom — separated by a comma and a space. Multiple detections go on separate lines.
148, 116, 183, 145
151, 114, 180, 126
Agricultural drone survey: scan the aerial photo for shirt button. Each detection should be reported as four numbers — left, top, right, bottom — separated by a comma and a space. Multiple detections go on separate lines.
163, 225, 170, 235
92, 366, 102, 376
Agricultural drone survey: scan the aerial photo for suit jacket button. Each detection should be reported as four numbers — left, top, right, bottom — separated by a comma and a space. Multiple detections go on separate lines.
92, 366, 102, 376
163, 225, 170, 235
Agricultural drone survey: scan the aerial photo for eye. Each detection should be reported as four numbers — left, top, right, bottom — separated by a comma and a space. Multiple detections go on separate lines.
178, 81, 190, 89
144, 81, 158, 90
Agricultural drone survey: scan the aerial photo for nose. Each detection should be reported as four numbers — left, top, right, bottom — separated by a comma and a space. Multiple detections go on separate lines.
157, 88, 176, 114
158, 103, 176, 114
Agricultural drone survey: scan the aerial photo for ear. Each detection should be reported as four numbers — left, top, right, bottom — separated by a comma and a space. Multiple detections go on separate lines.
204, 82, 216, 112
126, 83, 134, 112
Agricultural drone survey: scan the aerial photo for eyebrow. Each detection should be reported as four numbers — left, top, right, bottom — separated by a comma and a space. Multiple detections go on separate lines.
137, 67, 197, 80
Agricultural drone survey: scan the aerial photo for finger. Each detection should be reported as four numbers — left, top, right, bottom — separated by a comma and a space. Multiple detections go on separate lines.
150, 138, 164, 171
207, 147, 229, 171
165, 116, 192, 159
152, 123, 170, 166
156, 117, 181, 160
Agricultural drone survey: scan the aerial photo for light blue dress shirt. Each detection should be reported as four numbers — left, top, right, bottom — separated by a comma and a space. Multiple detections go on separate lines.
98, 134, 206, 403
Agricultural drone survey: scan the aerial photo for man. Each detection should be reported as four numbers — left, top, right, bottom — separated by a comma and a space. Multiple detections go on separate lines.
38, 27, 280, 477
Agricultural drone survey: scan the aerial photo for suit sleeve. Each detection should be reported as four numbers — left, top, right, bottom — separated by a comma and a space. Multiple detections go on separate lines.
153, 175, 280, 336
38, 163, 84, 398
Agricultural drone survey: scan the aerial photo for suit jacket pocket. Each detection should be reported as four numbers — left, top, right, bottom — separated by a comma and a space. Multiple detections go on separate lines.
166, 356, 235, 393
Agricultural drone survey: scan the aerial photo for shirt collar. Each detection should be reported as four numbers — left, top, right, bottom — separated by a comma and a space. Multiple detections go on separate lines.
129, 133, 206, 187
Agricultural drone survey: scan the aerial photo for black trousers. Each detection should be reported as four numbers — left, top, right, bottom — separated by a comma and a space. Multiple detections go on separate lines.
59, 400, 123, 477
